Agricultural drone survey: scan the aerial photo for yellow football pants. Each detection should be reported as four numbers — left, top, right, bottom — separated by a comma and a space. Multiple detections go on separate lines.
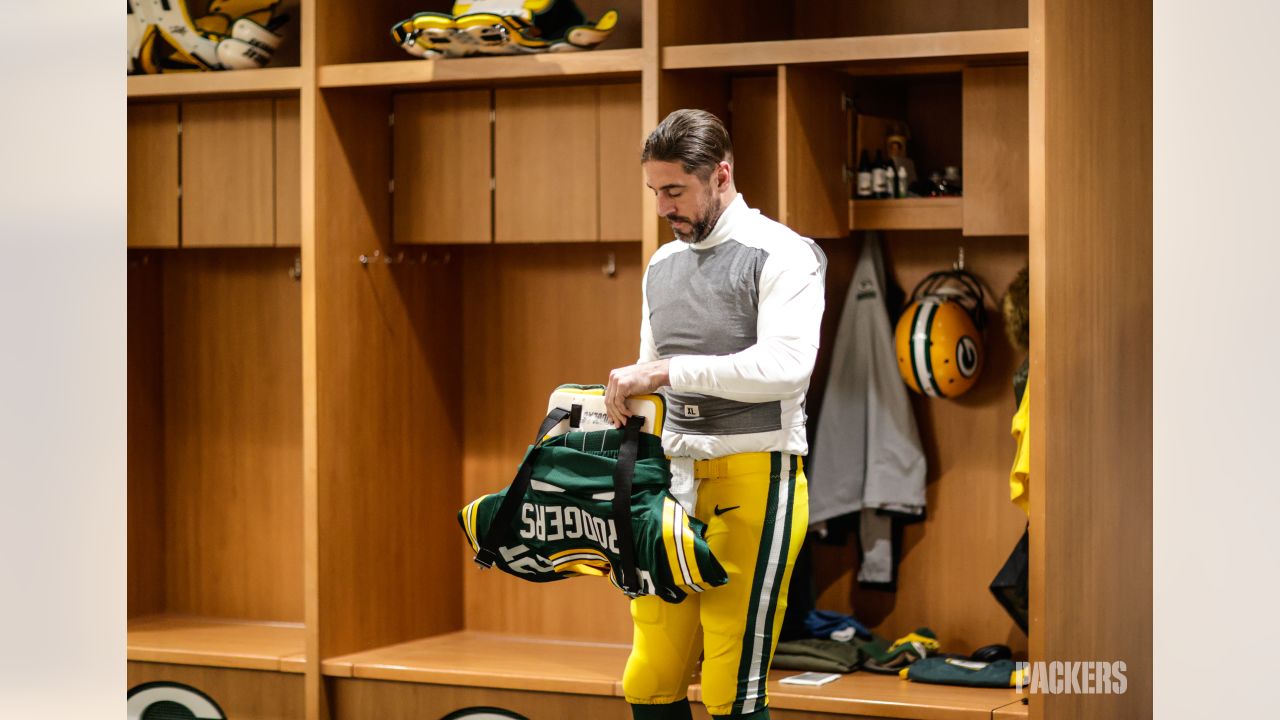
623, 452, 808, 718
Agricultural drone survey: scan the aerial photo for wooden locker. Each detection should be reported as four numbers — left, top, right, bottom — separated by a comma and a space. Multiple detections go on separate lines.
182, 99, 276, 248
495, 85, 599, 243
394, 89, 493, 245
598, 83, 643, 242
128, 103, 180, 248
963, 65, 1030, 236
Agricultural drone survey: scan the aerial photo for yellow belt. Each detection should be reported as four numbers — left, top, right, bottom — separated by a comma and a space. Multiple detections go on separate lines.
693, 452, 802, 480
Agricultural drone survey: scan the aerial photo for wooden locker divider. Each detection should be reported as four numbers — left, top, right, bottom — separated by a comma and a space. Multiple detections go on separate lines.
494, 85, 600, 243
127, 104, 180, 248
962, 65, 1030, 236
1029, 0, 1152, 716
393, 89, 494, 245
182, 99, 277, 248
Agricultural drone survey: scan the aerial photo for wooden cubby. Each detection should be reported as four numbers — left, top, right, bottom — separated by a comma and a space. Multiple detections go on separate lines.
127, 1, 307, 696
126, 1, 1151, 718
127, 245, 305, 711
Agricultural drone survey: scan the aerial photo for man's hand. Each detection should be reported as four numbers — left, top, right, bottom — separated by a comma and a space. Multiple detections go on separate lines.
605, 359, 671, 428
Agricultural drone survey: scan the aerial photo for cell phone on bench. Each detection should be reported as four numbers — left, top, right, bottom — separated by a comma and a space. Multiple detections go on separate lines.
778, 672, 842, 687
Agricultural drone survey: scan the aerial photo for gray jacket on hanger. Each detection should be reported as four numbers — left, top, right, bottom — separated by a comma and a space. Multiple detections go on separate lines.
807, 232, 926, 585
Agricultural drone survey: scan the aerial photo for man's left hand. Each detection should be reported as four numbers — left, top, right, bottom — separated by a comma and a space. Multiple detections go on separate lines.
605, 359, 671, 428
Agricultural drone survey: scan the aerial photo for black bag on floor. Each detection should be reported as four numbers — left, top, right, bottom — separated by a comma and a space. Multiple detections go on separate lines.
989, 524, 1029, 633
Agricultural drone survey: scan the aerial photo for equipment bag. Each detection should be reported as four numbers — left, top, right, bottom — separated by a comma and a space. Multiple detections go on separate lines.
458, 384, 727, 603
989, 524, 1029, 633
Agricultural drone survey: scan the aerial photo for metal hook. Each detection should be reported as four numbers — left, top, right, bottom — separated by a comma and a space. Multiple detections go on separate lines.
953, 246, 966, 272
602, 251, 616, 277
361, 248, 452, 267
421, 250, 451, 266
289, 256, 302, 281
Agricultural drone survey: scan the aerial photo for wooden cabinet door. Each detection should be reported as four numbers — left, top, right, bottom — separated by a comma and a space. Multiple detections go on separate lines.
128, 103, 180, 248
394, 89, 493, 245
598, 83, 643, 242
495, 85, 599, 243
779, 66, 849, 239
962, 65, 1029, 236
274, 98, 301, 248
182, 99, 275, 248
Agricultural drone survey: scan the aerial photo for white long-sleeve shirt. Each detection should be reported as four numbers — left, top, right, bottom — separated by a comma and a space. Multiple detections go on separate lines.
639, 193, 826, 459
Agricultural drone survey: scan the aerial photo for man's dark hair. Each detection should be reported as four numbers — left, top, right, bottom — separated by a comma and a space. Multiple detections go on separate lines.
641, 109, 733, 179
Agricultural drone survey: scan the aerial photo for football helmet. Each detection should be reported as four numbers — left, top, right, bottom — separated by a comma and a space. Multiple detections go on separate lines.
392, 0, 618, 59
895, 268, 987, 398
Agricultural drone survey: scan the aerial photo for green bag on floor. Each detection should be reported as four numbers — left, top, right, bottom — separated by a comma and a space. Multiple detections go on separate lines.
903, 657, 1019, 688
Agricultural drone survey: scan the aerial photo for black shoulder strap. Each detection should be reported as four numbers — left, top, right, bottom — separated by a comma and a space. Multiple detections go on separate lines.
611, 414, 644, 596
474, 407, 571, 569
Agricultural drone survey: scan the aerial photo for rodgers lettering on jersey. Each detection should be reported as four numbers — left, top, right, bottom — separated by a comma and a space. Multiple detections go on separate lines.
457, 418, 728, 603
461, 492, 726, 603
520, 502, 620, 553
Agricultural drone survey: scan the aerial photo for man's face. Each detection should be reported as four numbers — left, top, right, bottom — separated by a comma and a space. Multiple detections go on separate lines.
643, 160, 723, 243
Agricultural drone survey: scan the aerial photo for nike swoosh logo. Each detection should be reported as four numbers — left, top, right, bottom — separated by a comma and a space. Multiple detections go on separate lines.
713, 505, 740, 516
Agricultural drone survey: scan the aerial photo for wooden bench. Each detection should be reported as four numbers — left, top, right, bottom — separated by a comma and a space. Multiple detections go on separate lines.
127, 615, 306, 718
323, 633, 1027, 720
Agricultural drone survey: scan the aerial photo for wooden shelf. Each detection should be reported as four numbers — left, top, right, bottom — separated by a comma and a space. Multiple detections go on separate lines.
127, 615, 305, 673
319, 49, 644, 90
127, 67, 302, 99
689, 670, 1024, 720
322, 631, 631, 696
663, 28, 1028, 71
851, 197, 963, 230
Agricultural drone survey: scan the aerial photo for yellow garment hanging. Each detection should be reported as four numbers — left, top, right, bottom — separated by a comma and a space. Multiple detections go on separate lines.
1009, 377, 1030, 515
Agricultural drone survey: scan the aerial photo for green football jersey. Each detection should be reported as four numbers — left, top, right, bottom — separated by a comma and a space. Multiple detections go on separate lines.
459, 427, 727, 603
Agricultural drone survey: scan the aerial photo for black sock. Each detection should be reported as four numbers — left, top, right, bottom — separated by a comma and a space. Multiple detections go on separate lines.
630, 698, 693, 720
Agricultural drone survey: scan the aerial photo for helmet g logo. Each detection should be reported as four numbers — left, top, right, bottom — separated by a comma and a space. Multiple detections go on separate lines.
956, 337, 979, 377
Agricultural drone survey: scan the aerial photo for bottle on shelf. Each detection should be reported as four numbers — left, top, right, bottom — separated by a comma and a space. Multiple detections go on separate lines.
872, 150, 888, 198
943, 165, 963, 196
856, 150, 873, 199
887, 133, 916, 198
885, 159, 897, 200
928, 171, 945, 197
